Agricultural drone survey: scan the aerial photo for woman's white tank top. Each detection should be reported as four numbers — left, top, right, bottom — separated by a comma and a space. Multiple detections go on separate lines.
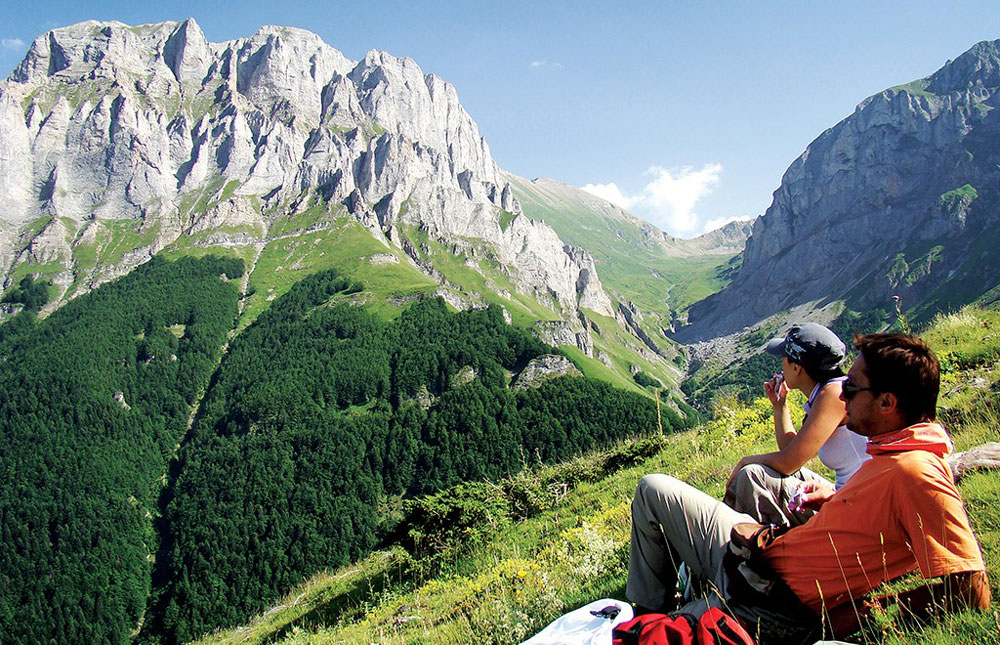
805, 377, 871, 489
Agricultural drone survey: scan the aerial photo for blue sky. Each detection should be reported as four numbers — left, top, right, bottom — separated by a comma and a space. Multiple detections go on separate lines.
2, 1, 999, 237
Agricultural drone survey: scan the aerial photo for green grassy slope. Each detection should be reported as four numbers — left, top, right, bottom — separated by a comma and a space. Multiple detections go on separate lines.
197, 305, 1000, 645
157, 192, 690, 395
505, 175, 739, 322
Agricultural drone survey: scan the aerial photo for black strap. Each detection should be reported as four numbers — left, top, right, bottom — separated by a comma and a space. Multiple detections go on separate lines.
591, 604, 622, 620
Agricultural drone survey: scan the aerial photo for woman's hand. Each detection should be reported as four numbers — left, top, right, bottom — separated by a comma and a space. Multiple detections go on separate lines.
763, 373, 788, 407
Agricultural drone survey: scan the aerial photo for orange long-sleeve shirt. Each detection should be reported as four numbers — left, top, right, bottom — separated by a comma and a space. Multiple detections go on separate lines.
762, 449, 985, 613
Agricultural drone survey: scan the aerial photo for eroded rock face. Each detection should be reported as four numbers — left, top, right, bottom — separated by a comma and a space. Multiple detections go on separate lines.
511, 354, 583, 390
0, 19, 612, 323
531, 320, 594, 357
681, 39, 1000, 341
450, 365, 479, 389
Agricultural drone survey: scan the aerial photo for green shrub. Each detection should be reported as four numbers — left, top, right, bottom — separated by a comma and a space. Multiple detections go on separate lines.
398, 482, 512, 559
1, 274, 51, 311
633, 371, 662, 388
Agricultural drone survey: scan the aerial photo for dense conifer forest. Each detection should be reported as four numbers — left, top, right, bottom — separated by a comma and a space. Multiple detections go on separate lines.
152, 271, 672, 642
0, 256, 243, 644
0, 261, 676, 644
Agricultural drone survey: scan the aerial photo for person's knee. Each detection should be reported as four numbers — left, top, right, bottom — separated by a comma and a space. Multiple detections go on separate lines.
727, 465, 754, 496
725, 464, 774, 509
636, 473, 678, 501
733, 463, 775, 490
742, 463, 772, 478
634, 473, 686, 518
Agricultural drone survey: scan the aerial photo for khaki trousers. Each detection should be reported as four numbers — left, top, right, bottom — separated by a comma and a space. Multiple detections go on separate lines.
627, 473, 754, 612
722, 464, 832, 527
626, 473, 821, 644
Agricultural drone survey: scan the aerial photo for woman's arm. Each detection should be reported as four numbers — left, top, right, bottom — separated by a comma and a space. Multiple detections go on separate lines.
731, 382, 847, 479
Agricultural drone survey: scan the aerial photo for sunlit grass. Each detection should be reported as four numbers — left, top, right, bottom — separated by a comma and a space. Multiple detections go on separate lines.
195, 305, 1000, 644
243, 218, 436, 328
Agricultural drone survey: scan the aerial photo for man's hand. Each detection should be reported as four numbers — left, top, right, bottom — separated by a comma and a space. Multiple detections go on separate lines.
915, 570, 992, 615
797, 481, 835, 511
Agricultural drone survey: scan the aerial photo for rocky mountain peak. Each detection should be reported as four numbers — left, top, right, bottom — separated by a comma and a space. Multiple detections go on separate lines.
12, 20, 200, 87
229, 24, 354, 128
162, 19, 212, 86
0, 19, 614, 325
926, 39, 1000, 94
679, 38, 1000, 341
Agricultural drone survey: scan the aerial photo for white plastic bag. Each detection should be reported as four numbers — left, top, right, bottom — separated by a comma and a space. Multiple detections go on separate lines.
520, 598, 634, 645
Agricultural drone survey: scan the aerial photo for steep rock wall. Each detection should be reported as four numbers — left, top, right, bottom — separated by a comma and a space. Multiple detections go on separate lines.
0, 19, 613, 318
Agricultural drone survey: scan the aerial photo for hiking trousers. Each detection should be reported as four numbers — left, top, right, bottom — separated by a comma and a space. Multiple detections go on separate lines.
626, 474, 821, 644
722, 464, 831, 527
627, 473, 752, 612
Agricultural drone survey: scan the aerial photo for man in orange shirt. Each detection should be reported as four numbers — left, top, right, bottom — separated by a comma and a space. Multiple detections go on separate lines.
627, 334, 990, 640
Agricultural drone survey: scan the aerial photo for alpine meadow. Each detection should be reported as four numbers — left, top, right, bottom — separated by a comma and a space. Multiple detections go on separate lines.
1, 13, 999, 645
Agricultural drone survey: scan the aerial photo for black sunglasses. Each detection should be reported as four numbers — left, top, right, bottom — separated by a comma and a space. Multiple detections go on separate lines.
842, 380, 877, 399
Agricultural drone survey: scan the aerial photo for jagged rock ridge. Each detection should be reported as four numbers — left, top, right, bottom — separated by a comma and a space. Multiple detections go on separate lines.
0, 19, 613, 321
680, 39, 1000, 341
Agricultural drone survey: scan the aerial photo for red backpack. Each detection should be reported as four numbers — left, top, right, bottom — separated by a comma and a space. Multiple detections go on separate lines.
611, 607, 755, 645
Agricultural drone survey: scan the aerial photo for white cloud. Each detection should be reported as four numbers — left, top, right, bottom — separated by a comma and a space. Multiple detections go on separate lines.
1, 38, 26, 51
641, 164, 722, 234
581, 163, 724, 237
528, 60, 562, 70
580, 182, 637, 209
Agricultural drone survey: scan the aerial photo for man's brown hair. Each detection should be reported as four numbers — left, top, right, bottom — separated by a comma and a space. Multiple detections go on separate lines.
854, 333, 940, 425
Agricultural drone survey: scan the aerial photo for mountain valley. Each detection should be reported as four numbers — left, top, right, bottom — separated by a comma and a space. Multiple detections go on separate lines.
1, 18, 999, 644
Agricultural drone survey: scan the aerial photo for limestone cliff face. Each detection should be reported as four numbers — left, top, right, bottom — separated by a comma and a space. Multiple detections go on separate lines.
0, 19, 613, 318
681, 39, 1000, 340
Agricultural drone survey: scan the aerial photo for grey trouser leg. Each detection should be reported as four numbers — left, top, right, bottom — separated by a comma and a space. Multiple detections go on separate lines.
627, 474, 754, 612
722, 464, 831, 527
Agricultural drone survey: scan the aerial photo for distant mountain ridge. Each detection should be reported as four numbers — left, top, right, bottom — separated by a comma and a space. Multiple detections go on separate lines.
508, 176, 752, 258
680, 38, 1000, 340
507, 174, 750, 338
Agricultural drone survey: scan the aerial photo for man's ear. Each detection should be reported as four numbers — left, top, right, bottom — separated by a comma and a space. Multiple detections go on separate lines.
878, 392, 900, 416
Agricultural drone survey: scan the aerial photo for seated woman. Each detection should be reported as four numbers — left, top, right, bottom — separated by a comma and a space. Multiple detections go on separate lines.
722, 323, 869, 526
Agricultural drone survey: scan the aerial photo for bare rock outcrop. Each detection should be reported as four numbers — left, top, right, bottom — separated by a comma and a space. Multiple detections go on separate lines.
681, 39, 1000, 341
511, 354, 583, 390
0, 19, 614, 329
531, 320, 594, 356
